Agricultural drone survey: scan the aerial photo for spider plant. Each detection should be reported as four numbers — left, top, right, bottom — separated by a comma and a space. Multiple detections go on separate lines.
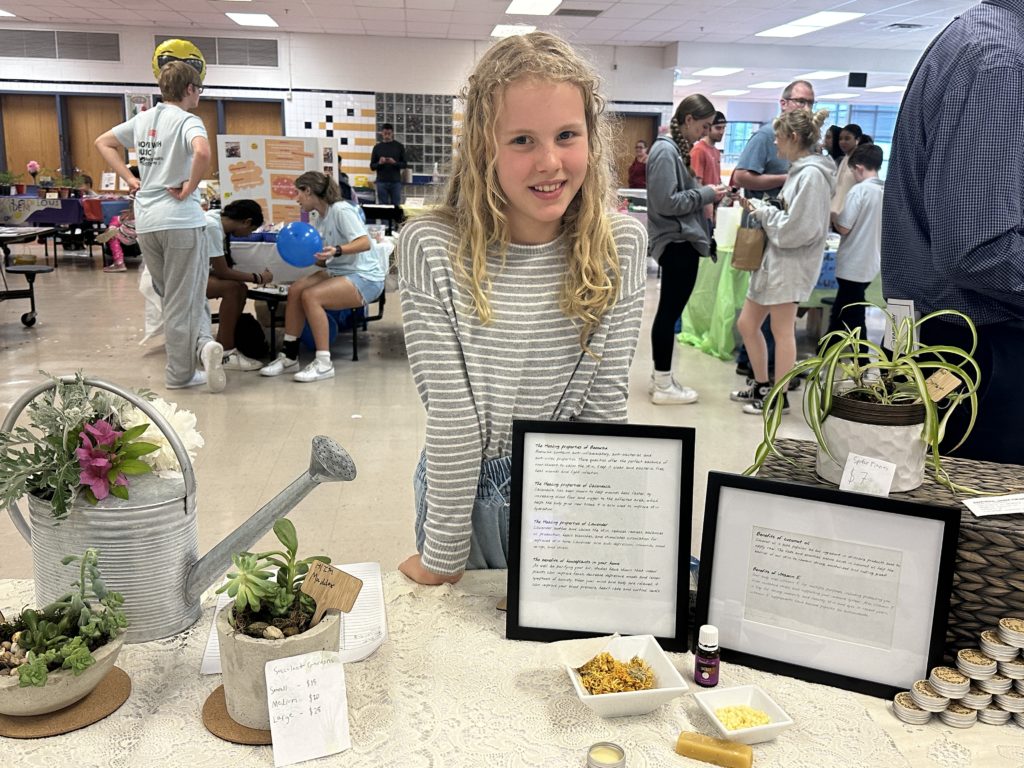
745, 306, 981, 490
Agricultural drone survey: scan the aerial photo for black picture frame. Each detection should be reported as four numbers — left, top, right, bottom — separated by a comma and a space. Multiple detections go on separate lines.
696, 472, 961, 699
506, 419, 695, 651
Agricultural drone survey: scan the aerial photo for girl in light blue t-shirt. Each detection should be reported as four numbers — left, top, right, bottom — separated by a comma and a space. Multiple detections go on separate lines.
259, 171, 385, 383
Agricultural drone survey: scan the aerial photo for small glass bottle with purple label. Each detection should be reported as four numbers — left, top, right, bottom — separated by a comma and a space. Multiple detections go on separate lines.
694, 624, 720, 687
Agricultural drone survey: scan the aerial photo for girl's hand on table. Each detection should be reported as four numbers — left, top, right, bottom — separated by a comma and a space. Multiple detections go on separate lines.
399, 554, 464, 586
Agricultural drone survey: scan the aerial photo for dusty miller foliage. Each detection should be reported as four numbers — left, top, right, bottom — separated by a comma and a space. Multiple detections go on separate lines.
0, 372, 154, 519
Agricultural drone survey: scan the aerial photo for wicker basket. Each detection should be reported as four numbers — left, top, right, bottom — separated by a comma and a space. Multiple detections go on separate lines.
759, 438, 1024, 661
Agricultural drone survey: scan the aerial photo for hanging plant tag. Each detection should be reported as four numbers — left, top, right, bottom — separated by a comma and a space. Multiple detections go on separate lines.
925, 370, 961, 402
301, 560, 363, 627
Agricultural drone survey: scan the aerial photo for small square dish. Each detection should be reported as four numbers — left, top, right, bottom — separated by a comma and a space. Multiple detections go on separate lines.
566, 634, 688, 718
693, 684, 794, 744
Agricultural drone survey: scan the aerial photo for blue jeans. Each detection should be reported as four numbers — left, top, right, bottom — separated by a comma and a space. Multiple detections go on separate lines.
375, 182, 403, 205
413, 451, 512, 570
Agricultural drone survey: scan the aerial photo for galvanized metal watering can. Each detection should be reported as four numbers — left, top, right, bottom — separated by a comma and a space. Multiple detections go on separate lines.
3, 376, 357, 643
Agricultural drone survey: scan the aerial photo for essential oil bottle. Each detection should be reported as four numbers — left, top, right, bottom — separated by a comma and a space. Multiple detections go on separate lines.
694, 624, 720, 687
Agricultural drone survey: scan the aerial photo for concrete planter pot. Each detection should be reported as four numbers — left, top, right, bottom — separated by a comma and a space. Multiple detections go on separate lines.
815, 397, 927, 492
0, 633, 124, 716
217, 609, 340, 730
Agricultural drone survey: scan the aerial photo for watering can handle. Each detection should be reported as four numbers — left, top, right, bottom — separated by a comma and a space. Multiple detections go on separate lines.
3, 376, 198, 544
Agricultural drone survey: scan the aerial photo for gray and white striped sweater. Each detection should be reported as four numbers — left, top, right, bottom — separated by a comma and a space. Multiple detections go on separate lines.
397, 212, 648, 574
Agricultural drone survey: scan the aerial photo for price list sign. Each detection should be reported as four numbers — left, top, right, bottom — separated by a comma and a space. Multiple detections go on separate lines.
265, 651, 351, 767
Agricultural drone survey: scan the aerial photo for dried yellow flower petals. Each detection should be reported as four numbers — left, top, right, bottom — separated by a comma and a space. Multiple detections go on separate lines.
576, 652, 656, 695
715, 705, 771, 730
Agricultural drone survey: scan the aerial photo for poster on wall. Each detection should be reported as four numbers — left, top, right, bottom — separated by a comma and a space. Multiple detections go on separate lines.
125, 93, 152, 118
217, 135, 338, 226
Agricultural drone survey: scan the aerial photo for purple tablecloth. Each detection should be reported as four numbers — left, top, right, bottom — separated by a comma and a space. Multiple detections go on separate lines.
0, 196, 82, 226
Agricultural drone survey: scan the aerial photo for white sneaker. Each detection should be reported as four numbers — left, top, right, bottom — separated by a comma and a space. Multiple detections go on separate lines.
260, 353, 299, 377
200, 341, 226, 393
166, 371, 207, 390
293, 359, 335, 383
222, 350, 263, 372
651, 381, 699, 405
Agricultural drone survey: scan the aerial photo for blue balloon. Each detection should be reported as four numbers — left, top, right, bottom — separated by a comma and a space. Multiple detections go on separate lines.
276, 222, 323, 267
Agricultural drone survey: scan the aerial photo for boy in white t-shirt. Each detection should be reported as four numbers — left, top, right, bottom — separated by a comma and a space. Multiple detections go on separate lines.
95, 61, 221, 392
826, 143, 884, 340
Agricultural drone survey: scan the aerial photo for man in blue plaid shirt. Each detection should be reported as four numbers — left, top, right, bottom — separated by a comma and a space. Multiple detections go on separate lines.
881, 0, 1024, 465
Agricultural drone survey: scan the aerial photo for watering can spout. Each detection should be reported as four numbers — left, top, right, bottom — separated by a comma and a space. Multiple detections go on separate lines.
183, 435, 356, 605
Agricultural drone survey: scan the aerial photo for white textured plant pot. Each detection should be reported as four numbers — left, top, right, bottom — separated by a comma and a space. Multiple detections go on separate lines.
0, 633, 124, 716
217, 609, 340, 730
816, 415, 927, 492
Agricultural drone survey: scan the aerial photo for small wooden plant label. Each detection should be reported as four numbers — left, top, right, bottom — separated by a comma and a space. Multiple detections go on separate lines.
925, 370, 961, 402
301, 560, 363, 627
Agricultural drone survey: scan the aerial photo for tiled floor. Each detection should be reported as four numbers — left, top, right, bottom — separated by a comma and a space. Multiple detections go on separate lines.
0, 249, 817, 580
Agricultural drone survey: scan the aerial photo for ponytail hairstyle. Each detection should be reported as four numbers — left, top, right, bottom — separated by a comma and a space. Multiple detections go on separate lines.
437, 31, 620, 352
773, 108, 831, 153
220, 199, 265, 267
294, 170, 341, 206
669, 94, 715, 173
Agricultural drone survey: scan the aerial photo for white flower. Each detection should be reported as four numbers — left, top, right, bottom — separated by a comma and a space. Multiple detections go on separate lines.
119, 397, 204, 472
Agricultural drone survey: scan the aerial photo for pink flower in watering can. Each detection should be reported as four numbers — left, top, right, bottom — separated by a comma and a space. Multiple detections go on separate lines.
74, 418, 150, 504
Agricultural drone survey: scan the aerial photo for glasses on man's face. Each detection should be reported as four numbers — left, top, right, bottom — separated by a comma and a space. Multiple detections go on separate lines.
785, 97, 814, 107
193, 85, 204, 94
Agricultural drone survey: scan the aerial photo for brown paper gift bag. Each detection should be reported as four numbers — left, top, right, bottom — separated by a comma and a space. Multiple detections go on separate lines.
731, 222, 766, 271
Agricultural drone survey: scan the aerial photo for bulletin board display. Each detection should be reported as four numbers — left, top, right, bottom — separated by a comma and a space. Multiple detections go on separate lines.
217, 135, 338, 226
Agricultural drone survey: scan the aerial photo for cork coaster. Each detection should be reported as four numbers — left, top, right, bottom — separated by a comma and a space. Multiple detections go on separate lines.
0, 667, 131, 739
202, 685, 273, 745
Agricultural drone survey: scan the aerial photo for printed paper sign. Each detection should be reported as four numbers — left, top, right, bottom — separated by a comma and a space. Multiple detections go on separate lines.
839, 452, 896, 497
266, 651, 350, 767
963, 493, 1024, 518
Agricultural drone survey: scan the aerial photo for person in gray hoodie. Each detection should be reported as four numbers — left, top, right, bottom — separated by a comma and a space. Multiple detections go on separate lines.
732, 108, 835, 415
646, 94, 728, 405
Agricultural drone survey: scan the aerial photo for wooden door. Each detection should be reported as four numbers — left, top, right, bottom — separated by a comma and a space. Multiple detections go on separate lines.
2, 94, 60, 180
66, 96, 124, 189
224, 101, 282, 137
190, 99, 220, 178
612, 114, 659, 189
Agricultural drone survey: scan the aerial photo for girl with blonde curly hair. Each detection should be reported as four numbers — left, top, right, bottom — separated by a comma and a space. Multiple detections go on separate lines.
397, 31, 648, 585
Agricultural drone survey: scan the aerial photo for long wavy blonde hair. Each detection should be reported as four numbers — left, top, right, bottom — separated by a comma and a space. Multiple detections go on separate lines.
437, 31, 620, 351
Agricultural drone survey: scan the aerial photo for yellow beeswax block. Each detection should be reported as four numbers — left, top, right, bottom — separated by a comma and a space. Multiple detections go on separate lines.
675, 731, 754, 768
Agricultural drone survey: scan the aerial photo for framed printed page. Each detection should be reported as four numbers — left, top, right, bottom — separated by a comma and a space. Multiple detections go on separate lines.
506, 420, 694, 651
696, 472, 961, 698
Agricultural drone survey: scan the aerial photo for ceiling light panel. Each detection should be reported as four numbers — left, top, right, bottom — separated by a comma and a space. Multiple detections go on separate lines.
747, 81, 790, 89
712, 89, 750, 96
819, 93, 860, 100
505, 0, 560, 14
225, 12, 278, 27
756, 11, 864, 38
692, 67, 743, 77
796, 70, 847, 80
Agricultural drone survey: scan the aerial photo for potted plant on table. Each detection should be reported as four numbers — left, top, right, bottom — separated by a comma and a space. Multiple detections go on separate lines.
215, 518, 339, 730
0, 170, 22, 196
745, 307, 981, 492
0, 548, 128, 716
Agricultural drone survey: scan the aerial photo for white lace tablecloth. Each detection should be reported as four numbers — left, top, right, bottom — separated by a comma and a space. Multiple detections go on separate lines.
2, 574, 1021, 767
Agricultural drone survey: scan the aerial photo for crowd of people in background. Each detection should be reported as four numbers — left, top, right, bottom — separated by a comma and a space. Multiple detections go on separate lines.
45, 0, 1019, 591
